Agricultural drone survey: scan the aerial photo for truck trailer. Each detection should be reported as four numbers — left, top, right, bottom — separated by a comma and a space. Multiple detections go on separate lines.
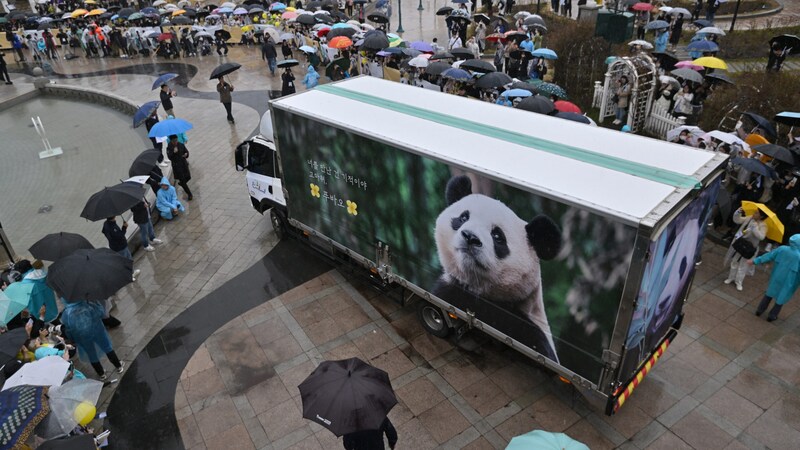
235, 76, 729, 414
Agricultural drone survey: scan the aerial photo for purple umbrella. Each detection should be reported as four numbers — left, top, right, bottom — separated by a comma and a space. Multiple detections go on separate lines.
410, 41, 433, 52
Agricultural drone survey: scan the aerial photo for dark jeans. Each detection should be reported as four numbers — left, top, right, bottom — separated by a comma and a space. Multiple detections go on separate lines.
756, 296, 783, 320
0, 64, 9, 82
177, 179, 193, 198
90, 350, 122, 376
150, 138, 164, 162
223, 102, 233, 121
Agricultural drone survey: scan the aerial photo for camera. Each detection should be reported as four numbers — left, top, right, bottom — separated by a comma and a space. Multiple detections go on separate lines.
47, 324, 62, 336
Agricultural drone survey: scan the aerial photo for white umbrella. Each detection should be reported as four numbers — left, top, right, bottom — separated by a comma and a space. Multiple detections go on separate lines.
124, 176, 150, 184
657, 6, 672, 12
697, 26, 726, 36
628, 40, 653, 49
360, 23, 375, 31
452, 60, 464, 69
152, 0, 166, 6
667, 125, 704, 142
221, 1, 237, 8
408, 56, 429, 68
2, 356, 69, 391
513, 11, 531, 19
668, 7, 691, 17
705, 130, 746, 146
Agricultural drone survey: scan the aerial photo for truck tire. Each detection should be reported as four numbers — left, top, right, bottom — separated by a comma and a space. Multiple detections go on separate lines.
417, 302, 452, 338
270, 209, 287, 240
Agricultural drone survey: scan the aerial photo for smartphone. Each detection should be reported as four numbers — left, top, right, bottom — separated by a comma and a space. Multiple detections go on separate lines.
26, 318, 33, 327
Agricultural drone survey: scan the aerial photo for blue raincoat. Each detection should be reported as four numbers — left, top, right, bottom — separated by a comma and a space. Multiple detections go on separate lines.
21, 269, 59, 322
60, 301, 114, 363
303, 65, 320, 89
753, 234, 800, 305
156, 177, 185, 220
654, 31, 669, 54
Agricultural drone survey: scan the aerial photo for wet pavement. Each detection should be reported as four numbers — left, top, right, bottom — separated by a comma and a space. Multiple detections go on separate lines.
1, 28, 800, 450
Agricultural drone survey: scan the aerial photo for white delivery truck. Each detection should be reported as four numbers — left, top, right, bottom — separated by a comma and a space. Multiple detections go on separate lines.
235, 77, 728, 414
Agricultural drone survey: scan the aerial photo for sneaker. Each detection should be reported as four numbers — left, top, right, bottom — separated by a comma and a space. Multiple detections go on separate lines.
723, 278, 733, 284
151, 238, 163, 245
143, 245, 155, 252
132, 269, 141, 281
736, 283, 743, 291
99, 373, 107, 381
612, 119, 621, 125
4, 82, 11, 85
158, 161, 170, 167
117, 362, 125, 374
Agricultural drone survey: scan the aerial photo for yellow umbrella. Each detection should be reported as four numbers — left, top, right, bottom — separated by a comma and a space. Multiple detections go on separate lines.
693, 56, 728, 70
741, 201, 784, 243
85, 8, 105, 16
84, 0, 97, 3
285, 6, 296, 11
241, 25, 253, 32
70, 9, 88, 18
172, 9, 186, 16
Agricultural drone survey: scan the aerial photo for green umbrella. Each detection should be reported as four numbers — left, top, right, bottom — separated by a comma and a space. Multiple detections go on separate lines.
127, 12, 144, 20
534, 82, 567, 100
325, 57, 350, 79
0, 282, 34, 325
506, 430, 589, 450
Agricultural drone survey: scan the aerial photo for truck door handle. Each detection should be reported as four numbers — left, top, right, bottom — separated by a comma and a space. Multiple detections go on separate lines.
268, 185, 273, 194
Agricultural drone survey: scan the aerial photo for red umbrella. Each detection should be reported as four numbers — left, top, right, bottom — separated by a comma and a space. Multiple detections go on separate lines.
329, 36, 353, 49
486, 33, 507, 43
157, 32, 173, 41
317, 28, 331, 37
631, 2, 653, 12
555, 100, 582, 114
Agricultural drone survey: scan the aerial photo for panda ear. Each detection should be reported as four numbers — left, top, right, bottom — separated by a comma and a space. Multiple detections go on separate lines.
526, 215, 562, 261
445, 175, 472, 205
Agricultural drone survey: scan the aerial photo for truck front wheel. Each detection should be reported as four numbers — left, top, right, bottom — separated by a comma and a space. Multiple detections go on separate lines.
417, 302, 452, 338
270, 209, 287, 240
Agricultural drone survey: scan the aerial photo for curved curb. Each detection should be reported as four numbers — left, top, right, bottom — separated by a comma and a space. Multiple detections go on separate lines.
715, 5, 783, 22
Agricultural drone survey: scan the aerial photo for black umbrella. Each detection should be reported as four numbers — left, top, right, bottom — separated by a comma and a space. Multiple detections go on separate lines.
118, 7, 135, 18
367, 12, 388, 23
753, 144, 796, 165
523, 16, 545, 27
0, 328, 28, 365
80, 182, 147, 221
325, 58, 350, 78
361, 31, 390, 51
129, 149, 163, 176
428, 52, 454, 61
475, 71, 512, 89
248, 7, 264, 13
426, 61, 453, 77
296, 13, 317, 25
460, 59, 495, 73
210, 62, 241, 79
306, 0, 323, 8
652, 52, 679, 71
435, 6, 453, 16
705, 72, 734, 85
693, 19, 713, 28
29, 232, 94, 262
299, 357, 397, 437
510, 80, 539, 93
555, 112, 591, 124
47, 248, 133, 301
214, 29, 231, 40
37, 435, 97, 450
277, 59, 300, 68
516, 95, 555, 115
472, 13, 490, 24
172, 16, 191, 25
451, 47, 475, 60
743, 111, 777, 139
770, 34, 800, 54
327, 27, 356, 39
730, 157, 778, 179
183, 8, 198, 17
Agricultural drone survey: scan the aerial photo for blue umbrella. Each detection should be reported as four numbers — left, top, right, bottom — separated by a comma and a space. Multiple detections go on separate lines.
687, 40, 719, 52
148, 118, 193, 138
0, 283, 34, 325
507, 430, 589, 450
270, 2, 287, 11
133, 101, 161, 128
451, 0, 469, 3
152, 73, 178, 90
531, 48, 557, 60
410, 41, 434, 52
775, 111, 800, 127
141, 7, 158, 15
218, 7, 234, 13
0, 386, 50, 448
646, 20, 670, 31
501, 89, 533, 98
332, 22, 352, 29
442, 68, 472, 81
380, 47, 403, 54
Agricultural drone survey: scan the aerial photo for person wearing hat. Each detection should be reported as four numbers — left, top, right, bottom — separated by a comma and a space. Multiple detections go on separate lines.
748, 234, 800, 321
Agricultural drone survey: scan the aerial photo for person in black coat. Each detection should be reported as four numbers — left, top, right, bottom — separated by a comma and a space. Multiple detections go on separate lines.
262, 38, 278, 75
669, 15, 684, 51
342, 417, 398, 450
281, 67, 296, 96
144, 112, 165, 163
166, 135, 193, 201
281, 40, 293, 59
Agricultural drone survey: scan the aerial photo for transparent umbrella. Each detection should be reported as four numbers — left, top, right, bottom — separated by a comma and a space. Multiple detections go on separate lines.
37, 379, 104, 439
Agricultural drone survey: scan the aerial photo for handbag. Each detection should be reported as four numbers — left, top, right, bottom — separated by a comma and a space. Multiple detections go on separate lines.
732, 238, 756, 259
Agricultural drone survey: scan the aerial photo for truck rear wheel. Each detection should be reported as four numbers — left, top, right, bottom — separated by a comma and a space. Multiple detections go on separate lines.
417, 302, 452, 338
270, 209, 287, 240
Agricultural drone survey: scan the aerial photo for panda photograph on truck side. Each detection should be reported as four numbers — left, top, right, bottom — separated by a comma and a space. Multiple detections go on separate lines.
433, 175, 563, 362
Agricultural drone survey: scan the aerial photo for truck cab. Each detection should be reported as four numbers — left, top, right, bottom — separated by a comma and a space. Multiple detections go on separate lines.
234, 135, 286, 214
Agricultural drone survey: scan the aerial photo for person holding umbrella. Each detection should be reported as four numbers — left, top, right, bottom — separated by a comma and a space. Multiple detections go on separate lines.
217, 76, 235, 124
101, 216, 141, 280
282, 67, 296, 96
748, 234, 800, 321
160, 84, 176, 116
166, 135, 193, 201
144, 111, 169, 166
724, 206, 768, 291
766, 41, 790, 73
343, 417, 398, 450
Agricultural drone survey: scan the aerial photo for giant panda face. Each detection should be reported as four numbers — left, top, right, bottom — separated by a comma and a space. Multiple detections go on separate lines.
435, 194, 540, 301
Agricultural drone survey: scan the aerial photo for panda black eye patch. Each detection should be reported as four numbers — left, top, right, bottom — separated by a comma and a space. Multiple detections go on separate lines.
492, 226, 509, 259
451, 211, 470, 230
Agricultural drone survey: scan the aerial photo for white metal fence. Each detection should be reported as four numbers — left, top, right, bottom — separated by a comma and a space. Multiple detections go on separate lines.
645, 103, 686, 139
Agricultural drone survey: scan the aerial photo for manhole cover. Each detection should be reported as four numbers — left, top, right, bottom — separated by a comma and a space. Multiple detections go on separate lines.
38, 205, 53, 213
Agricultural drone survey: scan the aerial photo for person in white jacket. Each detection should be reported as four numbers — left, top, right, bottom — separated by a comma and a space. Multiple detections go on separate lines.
724, 207, 768, 291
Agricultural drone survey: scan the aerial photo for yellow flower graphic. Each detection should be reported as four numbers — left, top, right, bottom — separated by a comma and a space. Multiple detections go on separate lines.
346, 200, 358, 216
310, 183, 320, 198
